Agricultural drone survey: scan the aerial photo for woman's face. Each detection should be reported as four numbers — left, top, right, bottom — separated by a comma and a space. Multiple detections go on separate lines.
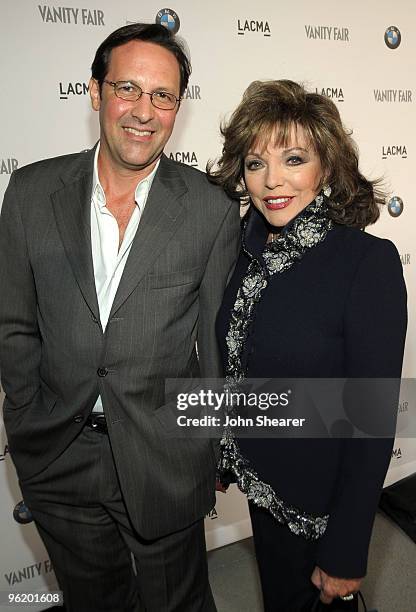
244, 125, 323, 227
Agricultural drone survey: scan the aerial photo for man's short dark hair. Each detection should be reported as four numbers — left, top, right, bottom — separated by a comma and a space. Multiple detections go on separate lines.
91, 22, 191, 97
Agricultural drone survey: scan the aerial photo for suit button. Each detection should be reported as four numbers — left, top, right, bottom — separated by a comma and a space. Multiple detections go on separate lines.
97, 367, 108, 377
73, 414, 83, 423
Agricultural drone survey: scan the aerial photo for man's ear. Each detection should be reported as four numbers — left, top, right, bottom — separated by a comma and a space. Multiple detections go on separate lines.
89, 78, 101, 111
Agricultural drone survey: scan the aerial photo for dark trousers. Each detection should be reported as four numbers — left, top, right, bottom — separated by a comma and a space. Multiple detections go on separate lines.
249, 504, 359, 612
20, 426, 216, 612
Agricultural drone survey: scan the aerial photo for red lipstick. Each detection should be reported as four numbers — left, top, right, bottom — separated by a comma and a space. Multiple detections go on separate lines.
263, 196, 294, 210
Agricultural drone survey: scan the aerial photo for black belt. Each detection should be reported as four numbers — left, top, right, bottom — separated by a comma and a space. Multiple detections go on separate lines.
85, 413, 108, 434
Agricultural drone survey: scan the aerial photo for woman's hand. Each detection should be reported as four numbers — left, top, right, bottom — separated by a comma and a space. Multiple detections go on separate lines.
215, 479, 229, 493
311, 566, 362, 604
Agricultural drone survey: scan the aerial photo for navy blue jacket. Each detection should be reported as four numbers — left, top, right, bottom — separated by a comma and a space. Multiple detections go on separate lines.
217, 206, 407, 577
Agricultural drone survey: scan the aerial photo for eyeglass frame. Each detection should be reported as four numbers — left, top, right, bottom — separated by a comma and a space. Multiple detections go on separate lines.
102, 80, 181, 110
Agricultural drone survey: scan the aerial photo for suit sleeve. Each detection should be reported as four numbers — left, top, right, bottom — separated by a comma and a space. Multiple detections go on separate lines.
0, 171, 42, 411
197, 195, 240, 379
316, 238, 407, 578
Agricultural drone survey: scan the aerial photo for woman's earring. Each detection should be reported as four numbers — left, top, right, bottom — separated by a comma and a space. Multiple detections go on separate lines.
323, 184, 332, 198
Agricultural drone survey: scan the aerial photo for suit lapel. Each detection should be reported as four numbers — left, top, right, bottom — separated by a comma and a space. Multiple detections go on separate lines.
109, 155, 188, 319
51, 149, 100, 322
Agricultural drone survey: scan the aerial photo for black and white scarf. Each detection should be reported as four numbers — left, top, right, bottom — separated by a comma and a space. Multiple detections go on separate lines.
219, 191, 333, 540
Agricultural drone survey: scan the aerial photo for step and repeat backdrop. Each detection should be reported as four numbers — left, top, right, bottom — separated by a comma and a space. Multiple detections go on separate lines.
0, 1, 415, 608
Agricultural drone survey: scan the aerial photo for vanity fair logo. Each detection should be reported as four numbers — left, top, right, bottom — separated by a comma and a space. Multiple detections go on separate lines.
168, 152, 198, 167
374, 89, 412, 102
182, 85, 201, 100
382, 145, 407, 159
38, 5, 105, 25
0, 158, 18, 174
305, 25, 349, 41
156, 8, 180, 34
387, 196, 403, 218
59, 81, 89, 100
4, 559, 54, 586
400, 253, 411, 266
315, 87, 344, 102
237, 19, 271, 37
385, 26, 401, 49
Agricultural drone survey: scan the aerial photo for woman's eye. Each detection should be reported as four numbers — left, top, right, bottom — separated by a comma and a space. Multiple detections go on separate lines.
245, 159, 263, 170
287, 156, 303, 165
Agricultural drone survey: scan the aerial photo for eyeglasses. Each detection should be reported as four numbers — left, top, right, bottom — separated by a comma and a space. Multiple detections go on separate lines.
103, 80, 180, 110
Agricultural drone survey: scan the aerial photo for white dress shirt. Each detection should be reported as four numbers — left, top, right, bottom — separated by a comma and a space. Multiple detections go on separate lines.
91, 144, 159, 412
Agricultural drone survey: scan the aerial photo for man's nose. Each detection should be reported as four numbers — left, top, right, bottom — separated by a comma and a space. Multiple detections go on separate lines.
131, 92, 155, 122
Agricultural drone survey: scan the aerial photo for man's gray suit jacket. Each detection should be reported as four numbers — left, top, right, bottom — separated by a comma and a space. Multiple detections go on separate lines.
0, 147, 240, 538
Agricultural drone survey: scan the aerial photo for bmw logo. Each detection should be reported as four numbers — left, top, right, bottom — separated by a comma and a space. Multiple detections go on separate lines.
156, 8, 180, 34
13, 500, 34, 524
387, 196, 404, 218
384, 26, 401, 49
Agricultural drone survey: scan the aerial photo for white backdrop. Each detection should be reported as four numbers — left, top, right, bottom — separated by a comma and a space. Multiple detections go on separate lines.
0, 1, 415, 608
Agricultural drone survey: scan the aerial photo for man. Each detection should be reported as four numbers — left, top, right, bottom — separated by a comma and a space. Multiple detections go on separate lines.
0, 23, 239, 612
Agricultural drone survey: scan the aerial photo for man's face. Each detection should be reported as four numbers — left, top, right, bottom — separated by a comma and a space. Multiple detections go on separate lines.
89, 40, 181, 175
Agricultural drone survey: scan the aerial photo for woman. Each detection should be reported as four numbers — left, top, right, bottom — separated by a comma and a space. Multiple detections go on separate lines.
208, 80, 407, 611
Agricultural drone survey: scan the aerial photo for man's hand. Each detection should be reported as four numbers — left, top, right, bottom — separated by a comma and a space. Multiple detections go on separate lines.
311, 566, 362, 604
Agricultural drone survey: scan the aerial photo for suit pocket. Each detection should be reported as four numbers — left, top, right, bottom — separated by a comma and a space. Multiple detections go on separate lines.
39, 379, 59, 414
147, 266, 202, 289
137, 268, 202, 358
3, 380, 58, 415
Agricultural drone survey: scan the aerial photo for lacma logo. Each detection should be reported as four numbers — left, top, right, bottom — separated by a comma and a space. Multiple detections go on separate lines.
237, 19, 271, 37
0, 444, 9, 461
168, 152, 198, 167
382, 145, 407, 159
59, 82, 89, 99
315, 87, 344, 102
206, 508, 218, 520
